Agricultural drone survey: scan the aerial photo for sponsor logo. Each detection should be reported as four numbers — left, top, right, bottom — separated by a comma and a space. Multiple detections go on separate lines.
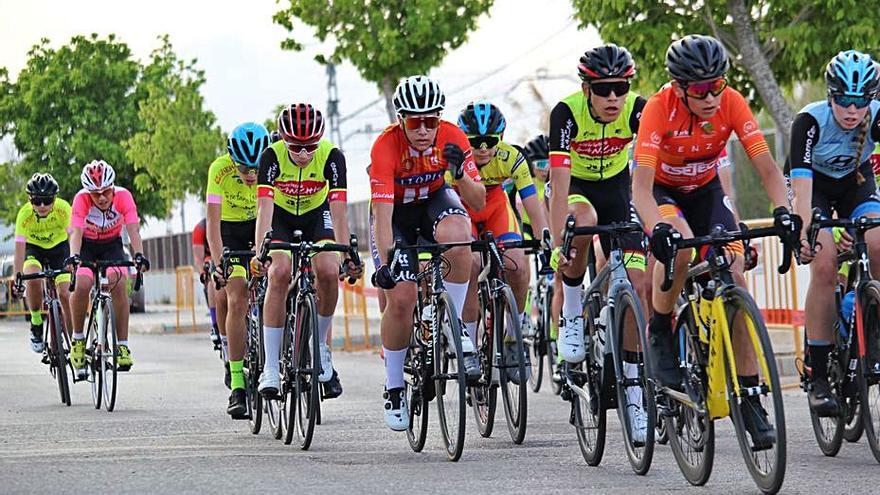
742, 120, 757, 134
570, 136, 633, 158
397, 170, 444, 186
825, 154, 855, 173
660, 160, 716, 177
274, 180, 326, 196
650, 132, 662, 144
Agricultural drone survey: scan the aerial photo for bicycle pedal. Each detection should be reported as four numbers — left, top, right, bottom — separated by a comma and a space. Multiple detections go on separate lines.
230, 412, 251, 421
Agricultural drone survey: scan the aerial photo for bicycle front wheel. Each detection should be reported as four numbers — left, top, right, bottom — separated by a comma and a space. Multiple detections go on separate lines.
497, 286, 528, 444
857, 281, 880, 463
525, 286, 544, 393
808, 349, 845, 456
102, 301, 118, 412
435, 292, 467, 461
49, 299, 71, 406
292, 294, 320, 450
723, 287, 786, 494
405, 314, 429, 452
471, 294, 496, 438
571, 300, 606, 466
246, 302, 263, 435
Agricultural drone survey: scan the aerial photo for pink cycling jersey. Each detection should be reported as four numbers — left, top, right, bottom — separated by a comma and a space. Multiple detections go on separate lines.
71, 187, 140, 242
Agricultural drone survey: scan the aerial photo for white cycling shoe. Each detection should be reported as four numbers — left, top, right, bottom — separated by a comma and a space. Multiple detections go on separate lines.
383, 387, 409, 431
319, 343, 334, 383
558, 315, 586, 363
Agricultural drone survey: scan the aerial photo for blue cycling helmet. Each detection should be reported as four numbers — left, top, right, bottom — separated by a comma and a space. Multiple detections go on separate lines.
458, 100, 506, 136
825, 50, 880, 96
227, 122, 271, 168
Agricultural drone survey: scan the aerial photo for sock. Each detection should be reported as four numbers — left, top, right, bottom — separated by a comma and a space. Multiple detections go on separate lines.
73, 332, 85, 340
515, 312, 527, 339
229, 360, 245, 390
465, 321, 478, 349
118, 340, 128, 347
808, 343, 832, 379
384, 347, 407, 390
623, 361, 642, 405
263, 326, 283, 374
562, 276, 584, 320
209, 307, 217, 327
30, 310, 43, 326
318, 314, 333, 346
221, 336, 229, 362
445, 281, 469, 322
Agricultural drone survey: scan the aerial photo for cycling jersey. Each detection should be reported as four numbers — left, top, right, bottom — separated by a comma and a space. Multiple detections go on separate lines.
71, 187, 139, 242
789, 100, 880, 180
549, 90, 645, 181
256, 139, 347, 215
206, 154, 256, 222
446, 141, 535, 199
192, 218, 211, 259
635, 84, 769, 192
370, 121, 480, 204
14, 198, 71, 249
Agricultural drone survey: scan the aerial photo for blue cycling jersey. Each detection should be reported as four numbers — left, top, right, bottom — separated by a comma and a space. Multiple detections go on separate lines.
790, 100, 880, 179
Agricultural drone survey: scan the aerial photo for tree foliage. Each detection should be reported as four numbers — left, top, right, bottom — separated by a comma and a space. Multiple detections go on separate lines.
273, 0, 495, 121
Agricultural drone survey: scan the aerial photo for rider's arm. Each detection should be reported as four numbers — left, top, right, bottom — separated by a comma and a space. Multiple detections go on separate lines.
716, 151, 741, 222
789, 112, 820, 237
254, 149, 279, 251
548, 102, 578, 245
325, 148, 352, 244
12, 205, 28, 274
451, 139, 485, 211
68, 192, 87, 256
511, 149, 549, 235
117, 188, 144, 255
125, 222, 144, 258
192, 243, 205, 272
631, 95, 667, 231
632, 165, 663, 231
205, 159, 225, 260
370, 141, 396, 266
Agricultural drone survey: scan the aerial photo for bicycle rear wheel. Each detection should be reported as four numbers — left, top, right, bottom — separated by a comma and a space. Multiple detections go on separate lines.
857, 281, 880, 463
49, 300, 71, 406
435, 292, 467, 461
102, 301, 118, 412
472, 295, 496, 438
292, 294, 320, 450
723, 287, 786, 494
497, 286, 528, 444
668, 305, 715, 486
612, 285, 654, 475
405, 317, 429, 452
246, 303, 263, 434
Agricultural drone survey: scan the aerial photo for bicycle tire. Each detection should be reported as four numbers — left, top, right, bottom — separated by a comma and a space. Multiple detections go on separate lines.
472, 293, 496, 438
526, 285, 544, 393
612, 285, 654, 475
844, 400, 864, 443
102, 300, 119, 412
572, 300, 606, 466
667, 304, 715, 486
88, 308, 102, 410
722, 287, 786, 494
546, 284, 563, 397
246, 301, 263, 435
808, 352, 845, 456
497, 286, 528, 444
293, 293, 320, 450
50, 300, 71, 406
857, 281, 880, 463
405, 313, 429, 452
435, 292, 467, 461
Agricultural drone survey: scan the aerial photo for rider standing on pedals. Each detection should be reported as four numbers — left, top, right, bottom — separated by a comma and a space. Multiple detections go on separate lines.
370, 75, 485, 431
633, 35, 791, 450
789, 50, 880, 417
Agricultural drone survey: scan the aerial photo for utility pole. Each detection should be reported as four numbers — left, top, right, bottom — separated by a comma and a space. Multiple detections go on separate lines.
326, 63, 343, 150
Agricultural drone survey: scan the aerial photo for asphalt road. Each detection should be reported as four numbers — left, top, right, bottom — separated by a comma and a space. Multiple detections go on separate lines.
1, 320, 878, 495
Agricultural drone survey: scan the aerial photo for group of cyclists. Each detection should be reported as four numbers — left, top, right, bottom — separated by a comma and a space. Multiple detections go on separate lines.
15, 29, 880, 482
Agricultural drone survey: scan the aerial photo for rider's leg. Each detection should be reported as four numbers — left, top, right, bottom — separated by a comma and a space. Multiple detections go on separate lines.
70, 272, 92, 337
434, 213, 474, 322
216, 287, 228, 360
57, 280, 72, 337
261, 252, 292, 386
225, 275, 249, 390
108, 270, 130, 343
315, 251, 339, 346
23, 260, 44, 349
461, 253, 481, 349
381, 281, 417, 387
805, 228, 837, 376
557, 199, 595, 363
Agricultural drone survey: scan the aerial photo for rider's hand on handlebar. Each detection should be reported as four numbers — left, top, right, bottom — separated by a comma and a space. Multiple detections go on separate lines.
649, 223, 678, 264
11, 277, 24, 299
832, 226, 853, 252
550, 246, 575, 272
249, 257, 268, 278
133, 252, 151, 273
63, 254, 81, 271
339, 258, 364, 282
212, 264, 228, 287
373, 264, 397, 290
798, 237, 818, 264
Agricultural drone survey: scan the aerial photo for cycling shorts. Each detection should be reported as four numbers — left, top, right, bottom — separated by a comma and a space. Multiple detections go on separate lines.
24, 241, 71, 284
470, 190, 521, 242
812, 162, 880, 221
77, 237, 128, 279
270, 201, 335, 253
220, 219, 256, 279
567, 167, 646, 271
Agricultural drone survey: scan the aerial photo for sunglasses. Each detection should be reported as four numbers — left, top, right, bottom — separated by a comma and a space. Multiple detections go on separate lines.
285, 141, 320, 155
30, 196, 55, 206
236, 164, 258, 175
533, 159, 549, 171
468, 134, 501, 150
832, 93, 873, 109
590, 81, 631, 98
681, 78, 728, 99
402, 115, 441, 131
88, 188, 113, 198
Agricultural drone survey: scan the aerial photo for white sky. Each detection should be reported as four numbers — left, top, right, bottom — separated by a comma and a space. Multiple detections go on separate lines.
0, 0, 600, 238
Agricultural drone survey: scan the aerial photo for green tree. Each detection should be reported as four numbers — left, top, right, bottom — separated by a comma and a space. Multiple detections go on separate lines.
125, 36, 223, 212
570, 0, 880, 146
273, 0, 495, 121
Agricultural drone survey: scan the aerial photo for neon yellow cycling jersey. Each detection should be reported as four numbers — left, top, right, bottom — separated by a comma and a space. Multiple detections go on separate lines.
206, 154, 256, 222
256, 139, 346, 215
446, 141, 537, 199
521, 175, 546, 227
14, 198, 71, 249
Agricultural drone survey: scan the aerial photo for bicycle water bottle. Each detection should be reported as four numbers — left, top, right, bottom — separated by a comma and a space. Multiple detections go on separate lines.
839, 290, 854, 341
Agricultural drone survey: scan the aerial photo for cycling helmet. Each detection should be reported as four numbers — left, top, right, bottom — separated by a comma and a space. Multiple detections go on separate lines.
277, 104, 325, 143
457, 100, 506, 136
26, 173, 59, 197
665, 34, 729, 82
393, 75, 445, 115
825, 50, 880, 96
523, 134, 549, 162
578, 44, 636, 82
227, 122, 270, 168
270, 130, 281, 143
80, 160, 116, 191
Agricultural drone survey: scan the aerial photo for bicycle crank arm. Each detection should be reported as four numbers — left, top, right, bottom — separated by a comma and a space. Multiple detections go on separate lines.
657, 386, 707, 416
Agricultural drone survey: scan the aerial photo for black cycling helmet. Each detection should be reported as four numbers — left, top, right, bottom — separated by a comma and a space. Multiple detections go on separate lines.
665, 34, 729, 82
578, 44, 636, 82
26, 173, 59, 197
523, 134, 549, 162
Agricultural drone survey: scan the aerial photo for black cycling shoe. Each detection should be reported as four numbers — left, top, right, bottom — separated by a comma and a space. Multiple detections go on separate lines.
322, 370, 343, 399
29, 323, 45, 353
808, 377, 840, 417
740, 396, 776, 451
227, 388, 248, 419
647, 319, 683, 391
224, 362, 231, 390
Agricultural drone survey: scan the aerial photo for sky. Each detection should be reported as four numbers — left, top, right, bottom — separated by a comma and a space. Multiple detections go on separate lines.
0, 0, 600, 238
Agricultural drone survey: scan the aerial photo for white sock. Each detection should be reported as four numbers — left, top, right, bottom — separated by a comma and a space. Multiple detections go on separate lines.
623, 361, 642, 405
445, 281, 469, 322
73, 332, 85, 340
318, 314, 332, 346
562, 281, 583, 319
464, 321, 478, 349
117, 340, 128, 347
263, 326, 283, 374
221, 336, 229, 362
384, 347, 407, 390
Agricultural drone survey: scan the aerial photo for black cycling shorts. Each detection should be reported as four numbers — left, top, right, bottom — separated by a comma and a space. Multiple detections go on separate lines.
220, 219, 256, 273
812, 162, 880, 220
271, 202, 335, 245
80, 237, 126, 265
24, 241, 70, 272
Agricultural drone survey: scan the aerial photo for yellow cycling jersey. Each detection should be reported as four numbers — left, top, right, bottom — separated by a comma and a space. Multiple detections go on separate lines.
446, 141, 537, 199
256, 139, 346, 215
521, 175, 546, 226
206, 154, 256, 222
14, 198, 71, 249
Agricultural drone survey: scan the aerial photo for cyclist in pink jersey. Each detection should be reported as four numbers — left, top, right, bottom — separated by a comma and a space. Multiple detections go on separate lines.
66, 160, 150, 373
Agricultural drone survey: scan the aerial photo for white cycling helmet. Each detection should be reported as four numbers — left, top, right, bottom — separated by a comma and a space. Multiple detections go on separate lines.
393, 75, 445, 115
81, 160, 116, 191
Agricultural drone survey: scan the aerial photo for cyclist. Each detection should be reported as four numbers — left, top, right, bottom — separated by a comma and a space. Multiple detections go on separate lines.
206, 122, 271, 418
13, 173, 72, 353
451, 100, 549, 384
633, 34, 790, 449
252, 103, 361, 400
520, 134, 551, 240
66, 161, 150, 373
370, 75, 485, 431
192, 217, 229, 387
789, 50, 880, 416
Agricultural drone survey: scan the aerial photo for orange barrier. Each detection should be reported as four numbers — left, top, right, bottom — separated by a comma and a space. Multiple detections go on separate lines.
340, 277, 372, 350
175, 266, 197, 332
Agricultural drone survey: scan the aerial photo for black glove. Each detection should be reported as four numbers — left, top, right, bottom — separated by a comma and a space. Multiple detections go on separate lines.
744, 244, 759, 271
443, 143, 465, 180
649, 223, 678, 264
63, 254, 81, 269
133, 252, 150, 271
772, 206, 793, 232
11, 278, 24, 299
373, 264, 397, 290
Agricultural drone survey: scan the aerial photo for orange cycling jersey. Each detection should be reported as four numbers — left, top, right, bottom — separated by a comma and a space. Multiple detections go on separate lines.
370, 121, 480, 204
635, 85, 769, 191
